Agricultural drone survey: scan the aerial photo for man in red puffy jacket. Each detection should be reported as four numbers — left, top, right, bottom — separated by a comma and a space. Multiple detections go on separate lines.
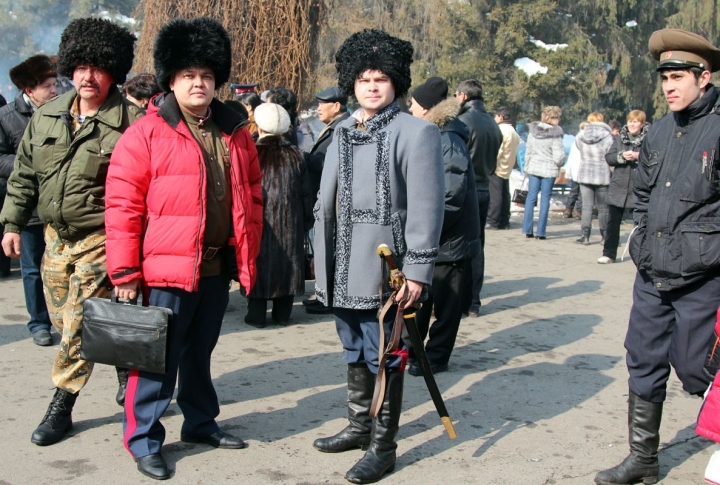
104, 18, 263, 481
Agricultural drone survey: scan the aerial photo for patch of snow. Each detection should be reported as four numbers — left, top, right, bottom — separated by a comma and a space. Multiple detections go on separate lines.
514, 57, 548, 76
529, 36, 568, 51
98, 10, 136, 24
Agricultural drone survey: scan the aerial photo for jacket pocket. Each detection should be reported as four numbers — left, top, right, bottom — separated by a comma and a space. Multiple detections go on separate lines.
29, 132, 58, 174
79, 140, 112, 182
643, 149, 664, 188
628, 221, 647, 268
680, 222, 720, 276
87, 194, 105, 209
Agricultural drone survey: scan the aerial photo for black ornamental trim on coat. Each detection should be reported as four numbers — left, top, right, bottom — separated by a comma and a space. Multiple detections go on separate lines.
332, 102, 400, 309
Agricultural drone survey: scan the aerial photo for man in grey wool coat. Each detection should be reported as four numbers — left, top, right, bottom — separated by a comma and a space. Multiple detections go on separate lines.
311, 29, 445, 484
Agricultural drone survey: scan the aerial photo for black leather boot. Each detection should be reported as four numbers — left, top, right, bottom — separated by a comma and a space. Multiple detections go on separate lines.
595, 392, 662, 485
576, 226, 591, 245
116, 367, 130, 406
314, 364, 374, 452
31, 388, 77, 446
345, 371, 404, 484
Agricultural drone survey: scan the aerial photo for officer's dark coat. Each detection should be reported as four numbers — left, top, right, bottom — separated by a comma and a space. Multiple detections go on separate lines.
305, 111, 350, 203
629, 85, 720, 290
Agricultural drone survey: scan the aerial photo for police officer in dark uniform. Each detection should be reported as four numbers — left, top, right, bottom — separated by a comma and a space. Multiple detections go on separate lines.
303, 87, 350, 315
596, 29, 720, 485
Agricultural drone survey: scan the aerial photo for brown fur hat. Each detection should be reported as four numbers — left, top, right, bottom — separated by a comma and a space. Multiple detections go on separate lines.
9, 55, 57, 91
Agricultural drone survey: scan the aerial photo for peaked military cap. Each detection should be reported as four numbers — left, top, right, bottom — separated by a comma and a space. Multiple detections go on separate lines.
315, 87, 347, 105
649, 29, 720, 72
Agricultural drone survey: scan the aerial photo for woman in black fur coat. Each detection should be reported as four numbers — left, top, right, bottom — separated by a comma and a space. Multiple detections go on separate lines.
245, 103, 313, 327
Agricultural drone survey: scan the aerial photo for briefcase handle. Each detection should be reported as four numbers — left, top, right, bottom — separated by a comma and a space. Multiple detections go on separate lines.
111, 291, 139, 306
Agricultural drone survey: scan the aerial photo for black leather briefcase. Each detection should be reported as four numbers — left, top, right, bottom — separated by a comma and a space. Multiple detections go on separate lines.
81, 296, 172, 374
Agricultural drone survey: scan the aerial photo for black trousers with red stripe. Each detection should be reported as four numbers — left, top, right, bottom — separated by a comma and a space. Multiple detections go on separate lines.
123, 275, 229, 458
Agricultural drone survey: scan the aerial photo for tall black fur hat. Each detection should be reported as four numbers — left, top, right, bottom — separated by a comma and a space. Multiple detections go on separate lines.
154, 17, 232, 92
57, 18, 136, 84
10, 55, 57, 90
335, 29, 414, 99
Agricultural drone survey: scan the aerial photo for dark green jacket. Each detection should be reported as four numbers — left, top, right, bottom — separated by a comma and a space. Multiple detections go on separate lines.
0, 87, 143, 240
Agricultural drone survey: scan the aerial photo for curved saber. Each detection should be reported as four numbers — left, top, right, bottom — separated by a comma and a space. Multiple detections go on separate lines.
376, 244, 457, 440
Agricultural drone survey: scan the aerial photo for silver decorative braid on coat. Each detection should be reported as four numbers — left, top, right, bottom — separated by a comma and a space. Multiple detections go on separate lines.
313, 101, 445, 310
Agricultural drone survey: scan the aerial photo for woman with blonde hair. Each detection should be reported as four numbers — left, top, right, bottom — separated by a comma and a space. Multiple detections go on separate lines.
521, 106, 566, 239
598, 110, 650, 263
574, 111, 613, 244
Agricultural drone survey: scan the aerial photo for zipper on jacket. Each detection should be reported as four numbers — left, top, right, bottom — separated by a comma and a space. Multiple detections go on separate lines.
192, 144, 206, 292
87, 317, 164, 339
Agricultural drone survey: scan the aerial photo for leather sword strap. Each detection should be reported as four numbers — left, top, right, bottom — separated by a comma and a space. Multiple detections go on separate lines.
370, 295, 405, 417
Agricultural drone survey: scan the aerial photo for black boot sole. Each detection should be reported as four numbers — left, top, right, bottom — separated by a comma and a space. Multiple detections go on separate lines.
345, 464, 395, 484
31, 421, 73, 446
595, 476, 657, 485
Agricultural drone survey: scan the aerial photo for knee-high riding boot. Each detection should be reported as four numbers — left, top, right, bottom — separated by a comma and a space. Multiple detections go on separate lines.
314, 364, 374, 452
345, 371, 404, 484
595, 392, 662, 485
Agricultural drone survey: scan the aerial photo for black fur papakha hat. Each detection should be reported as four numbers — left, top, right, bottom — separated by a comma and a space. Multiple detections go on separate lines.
10, 55, 57, 91
335, 29, 414, 99
154, 17, 232, 92
57, 18, 136, 84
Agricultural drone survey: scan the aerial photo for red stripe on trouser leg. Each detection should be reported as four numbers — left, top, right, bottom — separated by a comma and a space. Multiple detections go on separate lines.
392, 349, 409, 372
123, 368, 141, 456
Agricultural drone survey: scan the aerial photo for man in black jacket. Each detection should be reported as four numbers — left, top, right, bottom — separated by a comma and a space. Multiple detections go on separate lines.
0, 55, 57, 345
455, 79, 502, 316
595, 30, 720, 485
409, 77, 479, 375
304, 87, 350, 315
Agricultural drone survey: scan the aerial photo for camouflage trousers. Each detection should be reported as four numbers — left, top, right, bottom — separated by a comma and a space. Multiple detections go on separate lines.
42, 225, 110, 394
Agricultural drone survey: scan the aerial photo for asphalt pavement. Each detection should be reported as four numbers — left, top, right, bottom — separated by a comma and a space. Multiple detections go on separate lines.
0, 214, 713, 484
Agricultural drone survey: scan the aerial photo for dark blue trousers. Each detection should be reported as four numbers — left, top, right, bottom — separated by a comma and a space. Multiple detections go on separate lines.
625, 270, 720, 403
124, 276, 229, 458
21, 224, 51, 334
334, 307, 406, 374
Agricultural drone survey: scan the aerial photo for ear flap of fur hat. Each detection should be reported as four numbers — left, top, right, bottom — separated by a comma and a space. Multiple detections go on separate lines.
154, 17, 232, 93
254, 103, 291, 135
335, 29, 414, 100
57, 18, 135, 84
10, 55, 57, 91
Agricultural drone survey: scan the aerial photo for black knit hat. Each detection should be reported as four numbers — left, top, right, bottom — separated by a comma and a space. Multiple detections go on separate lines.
10, 55, 57, 90
154, 17, 232, 93
412, 77, 448, 110
335, 29, 414, 100
57, 18, 136, 84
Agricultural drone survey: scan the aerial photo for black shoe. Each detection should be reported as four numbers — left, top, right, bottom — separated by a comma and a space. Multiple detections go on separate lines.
306, 303, 333, 314
181, 430, 247, 449
31, 388, 77, 446
485, 224, 499, 230
535, 236, 546, 240
32, 329, 53, 346
314, 364, 374, 453
136, 453, 170, 480
563, 211, 572, 219
345, 372, 404, 484
408, 361, 448, 377
302, 297, 322, 307
116, 367, 130, 406
498, 225, 510, 230
525, 233, 534, 239
594, 392, 661, 485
